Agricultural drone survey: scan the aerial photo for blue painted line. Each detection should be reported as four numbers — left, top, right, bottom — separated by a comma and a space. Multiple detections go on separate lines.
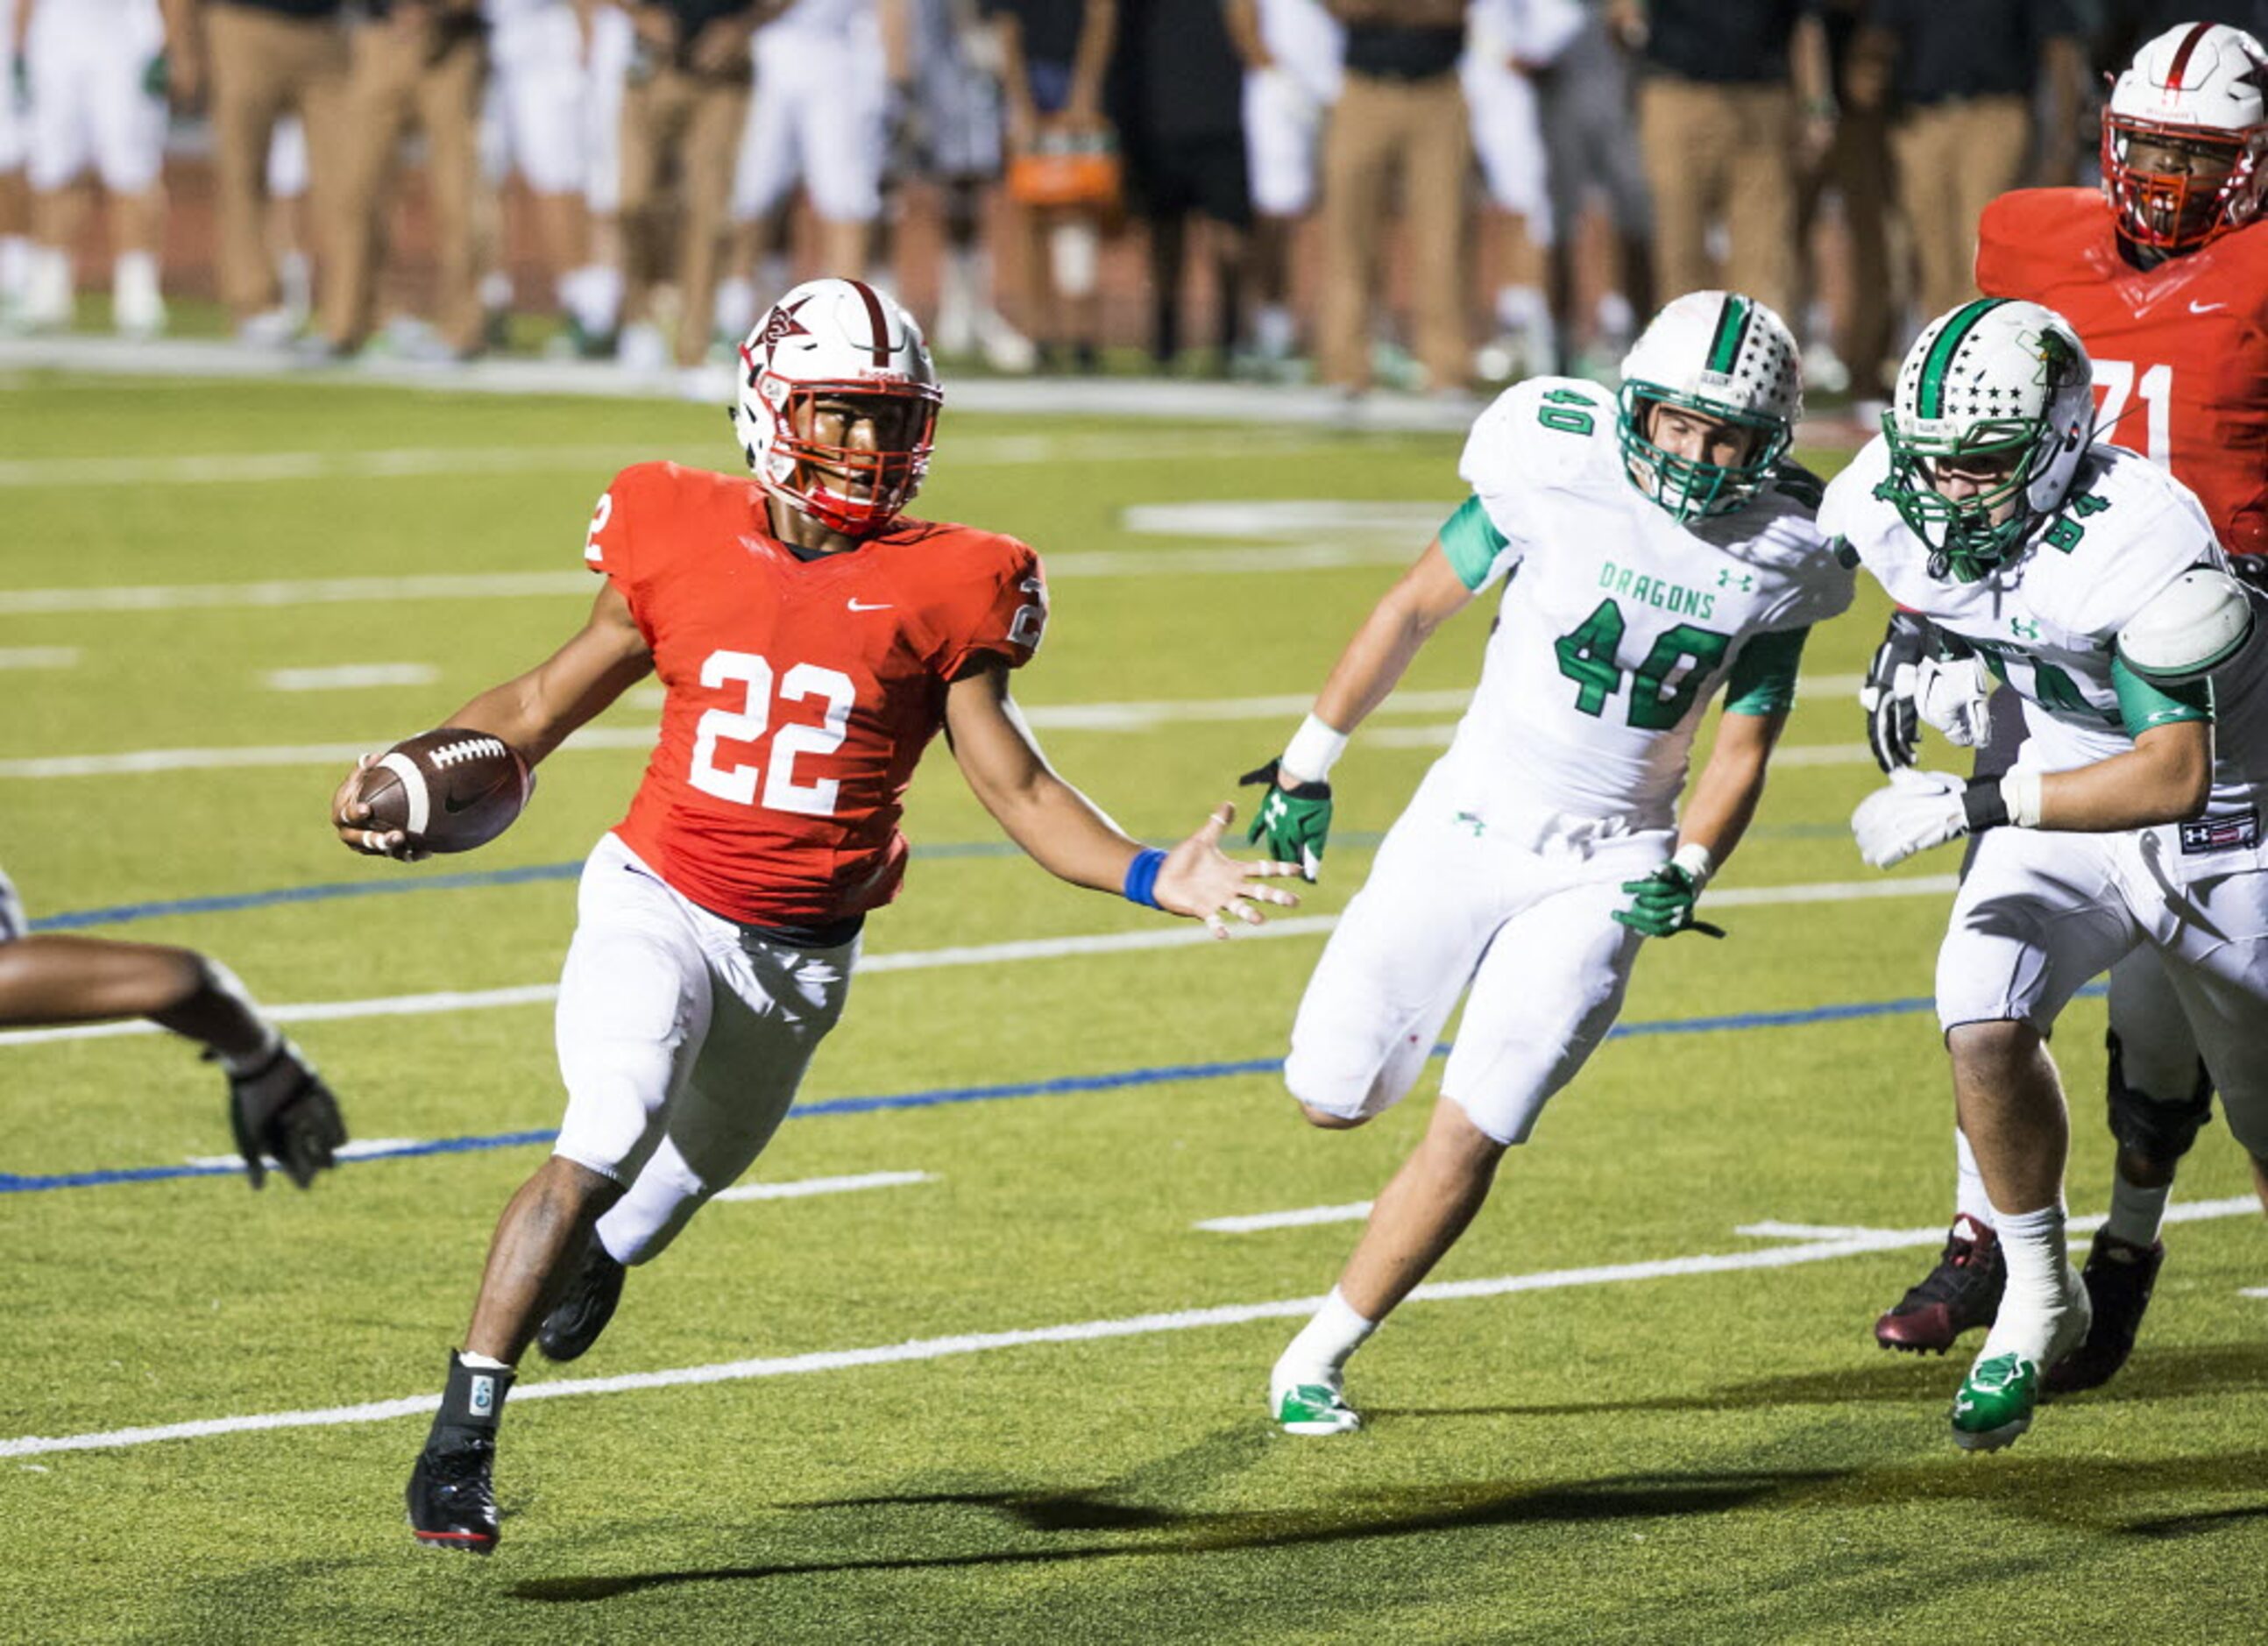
5, 986, 2091, 1195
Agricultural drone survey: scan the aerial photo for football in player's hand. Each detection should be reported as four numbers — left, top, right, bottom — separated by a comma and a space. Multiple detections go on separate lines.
354, 728, 532, 854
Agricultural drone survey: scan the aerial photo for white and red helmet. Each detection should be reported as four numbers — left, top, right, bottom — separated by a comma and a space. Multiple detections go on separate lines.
2101, 20, 2268, 255
732, 278, 943, 536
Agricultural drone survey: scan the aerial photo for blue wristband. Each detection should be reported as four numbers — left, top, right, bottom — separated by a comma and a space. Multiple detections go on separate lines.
1122, 847, 1166, 909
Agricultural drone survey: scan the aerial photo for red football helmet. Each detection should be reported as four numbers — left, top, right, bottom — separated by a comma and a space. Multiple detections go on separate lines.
2101, 21, 2268, 255
732, 278, 943, 536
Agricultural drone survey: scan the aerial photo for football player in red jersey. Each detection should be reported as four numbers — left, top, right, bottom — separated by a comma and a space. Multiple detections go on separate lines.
331, 277, 1299, 1555
1864, 22, 2268, 1389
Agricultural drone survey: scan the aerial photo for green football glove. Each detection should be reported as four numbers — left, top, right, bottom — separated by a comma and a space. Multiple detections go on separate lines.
1238, 758, 1331, 880
1613, 862, 1726, 940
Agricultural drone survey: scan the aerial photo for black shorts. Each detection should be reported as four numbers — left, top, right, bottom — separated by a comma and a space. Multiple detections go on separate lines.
1127, 132, 1251, 228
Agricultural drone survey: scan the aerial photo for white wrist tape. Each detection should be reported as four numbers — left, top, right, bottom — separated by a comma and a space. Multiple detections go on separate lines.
1282, 713, 1350, 784
1670, 841, 1715, 887
2000, 770, 2044, 829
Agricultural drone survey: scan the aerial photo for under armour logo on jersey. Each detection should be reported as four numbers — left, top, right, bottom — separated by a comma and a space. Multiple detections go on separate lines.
1717, 570, 1756, 591
2011, 617, 2041, 640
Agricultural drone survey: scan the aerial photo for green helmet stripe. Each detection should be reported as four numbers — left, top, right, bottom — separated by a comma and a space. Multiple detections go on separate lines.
1705, 294, 1751, 376
1917, 299, 2006, 420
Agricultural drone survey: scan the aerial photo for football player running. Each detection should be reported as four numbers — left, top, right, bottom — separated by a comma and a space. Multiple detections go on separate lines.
1247, 293, 1853, 1437
330, 278, 1297, 1555
1829, 298, 2268, 1452
1862, 22, 2268, 1392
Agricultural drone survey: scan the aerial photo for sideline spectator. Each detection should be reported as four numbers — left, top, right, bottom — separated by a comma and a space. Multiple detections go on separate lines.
1532, 0, 1653, 373
987, 0, 1117, 372
1464, 0, 1587, 381
1315, 0, 1471, 397
0, 0, 31, 319
319, 0, 488, 359
1623, 0, 1831, 323
1111, 0, 1249, 368
1224, 0, 1338, 375
170, 0, 351, 342
615, 0, 760, 372
1852, 0, 2080, 324
477, 0, 610, 347
717, 0, 892, 346
572, 0, 636, 353
18, 0, 174, 335
904, 0, 1033, 370
1793, 0, 1890, 405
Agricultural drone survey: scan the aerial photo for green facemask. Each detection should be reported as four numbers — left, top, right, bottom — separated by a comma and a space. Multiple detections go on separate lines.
1616, 384, 1791, 522
1879, 412, 2049, 583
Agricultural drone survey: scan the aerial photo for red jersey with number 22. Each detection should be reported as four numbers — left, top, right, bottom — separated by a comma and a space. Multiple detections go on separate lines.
585, 461, 1046, 926
1975, 188, 2268, 564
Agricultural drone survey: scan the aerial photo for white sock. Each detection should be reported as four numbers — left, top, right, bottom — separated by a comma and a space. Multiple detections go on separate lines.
0, 236, 28, 302
712, 274, 755, 339
939, 245, 980, 316
280, 250, 313, 320
1979, 1201, 2072, 1363
460, 1351, 511, 1372
1273, 1287, 1377, 1387
2102, 1174, 2172, 1248
479, 268, 514, 312
1255, 302, 1295, 356
1953, 1127, 1995, 1228
569, 264, 622, 335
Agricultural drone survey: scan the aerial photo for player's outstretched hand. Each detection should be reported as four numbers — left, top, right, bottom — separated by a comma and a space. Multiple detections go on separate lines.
1154, 804, 1303, 939
1852, 767, 1969, 869
330, 754, 429, 862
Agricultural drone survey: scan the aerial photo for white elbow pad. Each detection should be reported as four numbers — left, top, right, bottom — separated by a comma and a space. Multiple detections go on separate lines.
2116, 568, 2256, 683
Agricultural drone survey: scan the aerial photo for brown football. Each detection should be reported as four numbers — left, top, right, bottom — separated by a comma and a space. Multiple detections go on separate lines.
354, 727, 532, 854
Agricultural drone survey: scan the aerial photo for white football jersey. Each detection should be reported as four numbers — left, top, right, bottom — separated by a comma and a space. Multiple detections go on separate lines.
1822, 436, 2268, 811
1442, 378, 1854, 831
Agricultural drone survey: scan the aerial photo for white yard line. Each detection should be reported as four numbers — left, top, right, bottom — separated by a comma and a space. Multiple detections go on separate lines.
712, 1170, 935, 1204
0, 869, 1967, 1050
0, 646, 79, 669
2243, 1288, 2268, 1300
261, 663, 439, 692
184, 1138, 424, 1169
1195, 1202, 1374, 1233
1735, 1196, 2260, 1245
4, 1197, 2247, 1461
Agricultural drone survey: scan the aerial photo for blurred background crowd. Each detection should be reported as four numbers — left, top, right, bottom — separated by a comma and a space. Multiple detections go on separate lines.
1, 0, 2260, 411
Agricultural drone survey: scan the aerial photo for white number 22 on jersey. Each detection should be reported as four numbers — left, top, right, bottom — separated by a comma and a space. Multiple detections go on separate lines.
2091, 359, 2172, 464
689, 650, 854, 817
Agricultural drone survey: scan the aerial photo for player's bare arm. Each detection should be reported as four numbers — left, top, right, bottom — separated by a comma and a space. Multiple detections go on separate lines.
1675, 706, 1788, 864
1301, 541, 1476, 772
945, 659, 1299, 938
331, 584, 652, 858
2023, 719, 2211, 832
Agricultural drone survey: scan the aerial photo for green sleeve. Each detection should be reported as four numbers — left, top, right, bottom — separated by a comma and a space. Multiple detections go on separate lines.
1438, 495, 1512, 592
2112, 654, 2215, 735
1722, 626, 1811, 717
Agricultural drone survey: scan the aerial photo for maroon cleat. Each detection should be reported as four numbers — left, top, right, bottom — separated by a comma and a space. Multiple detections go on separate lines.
2044, 1231, 2165, 1395
1875, 1214, 2005, 1353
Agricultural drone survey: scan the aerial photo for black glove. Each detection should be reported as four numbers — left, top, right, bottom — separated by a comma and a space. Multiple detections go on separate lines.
1858, 609, 1934, 773
217, 1045, 348, 1189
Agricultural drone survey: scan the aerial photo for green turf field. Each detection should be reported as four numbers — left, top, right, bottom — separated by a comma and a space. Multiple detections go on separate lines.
0, 373, 2261, 1644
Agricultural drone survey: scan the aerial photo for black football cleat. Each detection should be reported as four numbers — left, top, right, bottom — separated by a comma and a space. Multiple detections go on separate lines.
408, 1438, 500, 1554
1875, 1214, 2005, 1353
535, 1237, 627, 1364
2044, 1231, 2165, 1395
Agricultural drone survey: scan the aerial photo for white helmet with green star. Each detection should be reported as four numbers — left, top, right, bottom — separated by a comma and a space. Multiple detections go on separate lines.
1616, 291, 1802, 521
1882, 298, 2096, 583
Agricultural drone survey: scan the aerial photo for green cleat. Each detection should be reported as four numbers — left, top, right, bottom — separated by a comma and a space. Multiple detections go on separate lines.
1274, 1380, 1362, 1437
1951, 1353, 2043, 1451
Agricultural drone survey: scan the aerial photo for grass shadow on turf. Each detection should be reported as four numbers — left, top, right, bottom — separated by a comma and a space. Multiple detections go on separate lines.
1365, 1340, 2268, 1423
510, 1469, 1846, 1602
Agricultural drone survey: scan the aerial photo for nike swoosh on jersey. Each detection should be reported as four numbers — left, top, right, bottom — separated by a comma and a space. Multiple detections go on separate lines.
847, 599, 893, 612
2189, 300, 2228, 315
